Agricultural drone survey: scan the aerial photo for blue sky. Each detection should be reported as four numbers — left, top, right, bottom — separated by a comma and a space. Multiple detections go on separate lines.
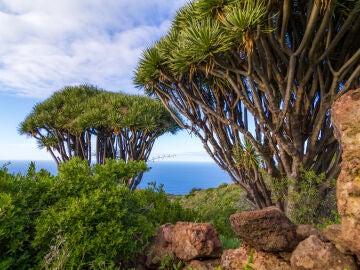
0, 0, 212, 162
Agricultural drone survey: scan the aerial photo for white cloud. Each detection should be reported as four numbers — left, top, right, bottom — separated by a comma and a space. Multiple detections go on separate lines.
0, 0, 187, 98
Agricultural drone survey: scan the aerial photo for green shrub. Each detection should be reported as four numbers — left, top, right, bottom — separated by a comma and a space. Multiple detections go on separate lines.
0, 158, 197, 269
137, 182, 197, 226
0, 162, 54, 269
176, 183, 255, 240
270, 166, 338, 225
186, 187, 202, 197
33, 182, 153, 268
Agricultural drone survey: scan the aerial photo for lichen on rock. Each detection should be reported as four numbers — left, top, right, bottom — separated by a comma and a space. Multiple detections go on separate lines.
331, 88, 360, 259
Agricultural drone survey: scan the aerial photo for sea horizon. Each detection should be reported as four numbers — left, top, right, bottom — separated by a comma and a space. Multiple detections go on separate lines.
1, 159, 232, 195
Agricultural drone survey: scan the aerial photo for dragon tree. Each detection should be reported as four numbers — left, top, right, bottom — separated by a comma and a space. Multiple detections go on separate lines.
134, 0, 360, 211
20, 85, 180, 189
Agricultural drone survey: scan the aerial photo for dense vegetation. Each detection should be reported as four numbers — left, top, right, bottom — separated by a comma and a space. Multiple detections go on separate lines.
134, 0, 360, 213
176, 183, 252, 249
19, 85, 180, 189
4, 1, 353, 268
177, 170, 338, 248
0, 159, 196, 269
0, 159, 339, 269
177, 184, 254, 239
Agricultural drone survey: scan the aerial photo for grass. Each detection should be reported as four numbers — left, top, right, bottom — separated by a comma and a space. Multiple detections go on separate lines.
174, 183, 255, 249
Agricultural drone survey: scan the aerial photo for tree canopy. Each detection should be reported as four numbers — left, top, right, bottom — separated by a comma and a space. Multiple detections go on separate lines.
20, 85, 181, 189
134, 0, 360, 210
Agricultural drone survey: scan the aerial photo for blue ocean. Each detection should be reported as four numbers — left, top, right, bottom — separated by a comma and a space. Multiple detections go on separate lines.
1, 160, 232, 195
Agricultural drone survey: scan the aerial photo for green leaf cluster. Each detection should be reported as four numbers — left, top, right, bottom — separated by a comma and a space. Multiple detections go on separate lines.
135, 0, 268, 87
0, 164, 53, 269
19, 85, 181, 185
270, 166, 338, 225
20, 84, 180, 137
0, 159, 196, 269
176, 183, 255, 240
232, 139, 260, 170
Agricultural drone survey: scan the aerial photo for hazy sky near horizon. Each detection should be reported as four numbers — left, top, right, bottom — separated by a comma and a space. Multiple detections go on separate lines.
0, 0, 213, 162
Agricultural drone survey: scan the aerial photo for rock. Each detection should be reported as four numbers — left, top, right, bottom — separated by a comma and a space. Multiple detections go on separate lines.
145, 223, 175, 269
331, 88, 360, 258
172, 222, 223, 261
296, 224, 328, 242
278, 251, 292, 262
323, 224, 352, 255
221, 249, 245, 270
340, 218, 360, 259
145, 222, 222, 268
221, 244, 291, 270
184, 259, 221, 270
229, 206, 299, 252
290, 235, 357, 270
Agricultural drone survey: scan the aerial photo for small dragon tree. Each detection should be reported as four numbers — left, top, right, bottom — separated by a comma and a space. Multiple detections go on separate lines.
20, 84, 180, 189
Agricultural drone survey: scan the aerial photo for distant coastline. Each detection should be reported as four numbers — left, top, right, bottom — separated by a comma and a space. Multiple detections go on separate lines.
1, 160, 231, 195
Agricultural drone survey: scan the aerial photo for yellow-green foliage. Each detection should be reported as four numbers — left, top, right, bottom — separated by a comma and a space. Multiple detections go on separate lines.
175, 183, 255, 240
270, 166, 338, 226
0, 159, 196, 269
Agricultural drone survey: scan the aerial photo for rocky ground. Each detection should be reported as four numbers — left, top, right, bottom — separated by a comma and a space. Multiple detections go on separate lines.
135, 88, 360, 270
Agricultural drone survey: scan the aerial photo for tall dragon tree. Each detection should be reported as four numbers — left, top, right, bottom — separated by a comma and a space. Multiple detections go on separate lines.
20, 85, 180, 189
134, 0, 360, 211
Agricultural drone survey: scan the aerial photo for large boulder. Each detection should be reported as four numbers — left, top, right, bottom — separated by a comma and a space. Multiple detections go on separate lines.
290, 235, 357, 270
331, 88, 360, 258
229, 206, 299, 252
172, 222, 223, 261
296, 224, 328, 242
145, 222, 222, 269
221, 244, 291, 270
323, 224, 352, 255
145, 223, 175, 269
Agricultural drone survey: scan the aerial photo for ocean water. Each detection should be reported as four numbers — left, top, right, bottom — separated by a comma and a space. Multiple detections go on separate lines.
1, 160, 232, 195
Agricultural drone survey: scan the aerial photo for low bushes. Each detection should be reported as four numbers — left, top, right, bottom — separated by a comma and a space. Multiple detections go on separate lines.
1, 159, 340, 268
175, 183, 255, 249
270, 166, 338, 226
0, 158, 196, 269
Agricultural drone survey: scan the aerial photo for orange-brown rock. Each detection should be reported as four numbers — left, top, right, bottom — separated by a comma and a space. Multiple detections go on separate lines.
296, 224, 328, 242
145, 223, 175, 269
331, 88, 360, 258
172, 222, 223, 261
184, 259, 221, 270
230, 206, 299, 252
221, 244, 291, 270
145, 222, 222, 269
290, 235, 357, 270
323, 224, 352, 255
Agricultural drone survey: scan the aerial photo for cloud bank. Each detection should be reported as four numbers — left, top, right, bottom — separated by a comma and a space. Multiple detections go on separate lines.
0, 0, 187, 98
